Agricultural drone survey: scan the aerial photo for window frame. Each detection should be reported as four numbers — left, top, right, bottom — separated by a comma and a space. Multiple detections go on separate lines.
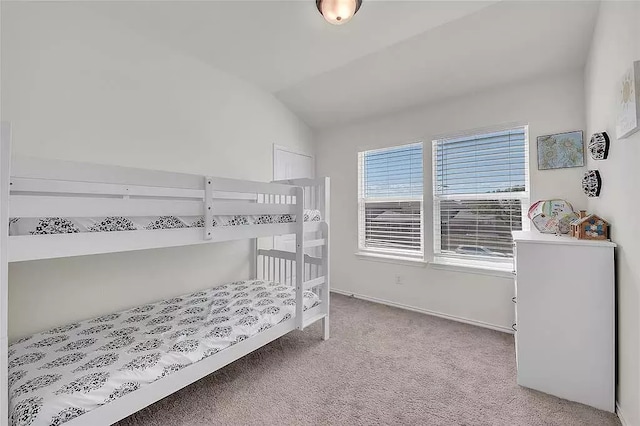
431, 125, 530, 270
357, 142, 425, 261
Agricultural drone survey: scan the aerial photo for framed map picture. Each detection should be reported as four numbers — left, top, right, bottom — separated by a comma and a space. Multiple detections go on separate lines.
616, 61, 640, 139
537, 130, 584, 170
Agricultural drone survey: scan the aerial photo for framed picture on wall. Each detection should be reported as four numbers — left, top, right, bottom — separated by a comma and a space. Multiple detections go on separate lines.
537, 130, 585, 170
616, 61, 640, 139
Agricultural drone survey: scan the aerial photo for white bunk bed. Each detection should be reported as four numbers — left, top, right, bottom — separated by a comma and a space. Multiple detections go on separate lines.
0, 129, 330, 426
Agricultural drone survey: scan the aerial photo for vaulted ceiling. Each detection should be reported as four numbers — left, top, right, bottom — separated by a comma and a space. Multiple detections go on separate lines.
86, 1, 600, 128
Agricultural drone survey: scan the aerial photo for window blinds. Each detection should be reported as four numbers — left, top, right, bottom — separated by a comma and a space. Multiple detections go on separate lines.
358, 143, 423, 256
433, 127, 529, 262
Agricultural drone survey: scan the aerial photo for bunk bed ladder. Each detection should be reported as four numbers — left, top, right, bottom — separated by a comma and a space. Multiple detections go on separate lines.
300, 178, 330, 338
321, 177, 330, 340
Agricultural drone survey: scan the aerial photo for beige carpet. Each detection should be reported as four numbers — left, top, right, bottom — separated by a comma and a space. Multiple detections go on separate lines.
117, 294, 620, 426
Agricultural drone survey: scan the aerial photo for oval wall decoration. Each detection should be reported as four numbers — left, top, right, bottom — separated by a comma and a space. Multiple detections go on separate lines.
582, 170, 602, 197
588, 132, 610, 160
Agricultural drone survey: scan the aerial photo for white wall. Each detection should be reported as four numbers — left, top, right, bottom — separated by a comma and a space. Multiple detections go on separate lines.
584, 2, 640, 424
1, 2, 314, 340
316, 71, 587, 331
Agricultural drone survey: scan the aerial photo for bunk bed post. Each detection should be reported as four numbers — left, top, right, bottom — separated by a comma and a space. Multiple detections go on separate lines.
0, 122, 11, 423
321, 177, 330, 340
294, 186, 305, 330
204, 176, 213, 240
251, 238, 258, 280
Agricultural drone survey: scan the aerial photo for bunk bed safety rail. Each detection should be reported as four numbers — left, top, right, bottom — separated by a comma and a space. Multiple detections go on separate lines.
10, 177, 299, 218
7, 156, 309, 261
202, 177, 299, 240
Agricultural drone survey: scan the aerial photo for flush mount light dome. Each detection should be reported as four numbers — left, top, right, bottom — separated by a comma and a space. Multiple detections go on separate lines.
316, 0, 362, 25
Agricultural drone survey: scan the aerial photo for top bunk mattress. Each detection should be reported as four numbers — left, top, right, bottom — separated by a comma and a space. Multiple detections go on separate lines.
7, 279, 320, 426
8, 209, 322, 236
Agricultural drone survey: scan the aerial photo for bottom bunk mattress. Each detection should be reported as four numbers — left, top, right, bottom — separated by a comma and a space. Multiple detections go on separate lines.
8, 280, 320, 426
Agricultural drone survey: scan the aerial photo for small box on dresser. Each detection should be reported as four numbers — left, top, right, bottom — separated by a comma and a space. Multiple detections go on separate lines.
512, 231, 615, 412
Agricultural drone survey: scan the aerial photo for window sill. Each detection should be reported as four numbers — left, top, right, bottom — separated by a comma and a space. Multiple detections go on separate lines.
354, 252, 516, 277
429, 258, 515, 278
355, 251, 427, 268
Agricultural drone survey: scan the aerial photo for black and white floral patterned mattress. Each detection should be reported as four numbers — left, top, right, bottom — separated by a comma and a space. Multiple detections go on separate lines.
7, 280, 320, 426
8, 209, 322, 236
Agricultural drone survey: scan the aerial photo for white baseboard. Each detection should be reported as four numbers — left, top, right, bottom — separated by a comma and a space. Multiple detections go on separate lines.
616, 401, 629, 426
331, 288, 513, 334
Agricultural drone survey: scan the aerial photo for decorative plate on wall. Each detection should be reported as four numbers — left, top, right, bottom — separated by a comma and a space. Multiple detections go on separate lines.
582, 170, 602, 197
588, 132, 610, 160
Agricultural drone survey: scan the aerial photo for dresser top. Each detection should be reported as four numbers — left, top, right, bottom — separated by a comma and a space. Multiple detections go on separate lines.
512, 231, 616, 248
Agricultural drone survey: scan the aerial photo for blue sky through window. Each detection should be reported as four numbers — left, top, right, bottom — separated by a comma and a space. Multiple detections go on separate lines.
435, 129, 526, 195
363, 143, 423, 199
362, 129, 526, 200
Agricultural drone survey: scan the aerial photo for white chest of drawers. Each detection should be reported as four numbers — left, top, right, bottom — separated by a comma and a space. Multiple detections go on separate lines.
512, 231, 616, 412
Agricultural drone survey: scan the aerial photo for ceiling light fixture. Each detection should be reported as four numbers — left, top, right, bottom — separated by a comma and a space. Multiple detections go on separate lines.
316, 0, 362, 25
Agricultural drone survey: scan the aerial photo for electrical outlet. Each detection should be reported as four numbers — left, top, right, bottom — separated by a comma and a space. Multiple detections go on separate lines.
395, 274, 403, 285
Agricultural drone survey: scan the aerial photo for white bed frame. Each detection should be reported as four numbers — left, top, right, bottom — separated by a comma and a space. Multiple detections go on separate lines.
0, 126, 330, 425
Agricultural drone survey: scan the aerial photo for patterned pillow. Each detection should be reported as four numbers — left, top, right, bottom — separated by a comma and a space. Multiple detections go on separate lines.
144, 216, 187, 230
30, 218, 80, 235
88, 217, 137, 232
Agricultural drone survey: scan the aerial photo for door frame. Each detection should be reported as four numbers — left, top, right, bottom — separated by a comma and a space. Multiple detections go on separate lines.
272, 144, 315, 181
271, 144, 315, 254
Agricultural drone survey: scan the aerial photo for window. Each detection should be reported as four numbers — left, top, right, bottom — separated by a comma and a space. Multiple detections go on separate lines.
358, 142, 423, 259
433, 126, 529, 268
